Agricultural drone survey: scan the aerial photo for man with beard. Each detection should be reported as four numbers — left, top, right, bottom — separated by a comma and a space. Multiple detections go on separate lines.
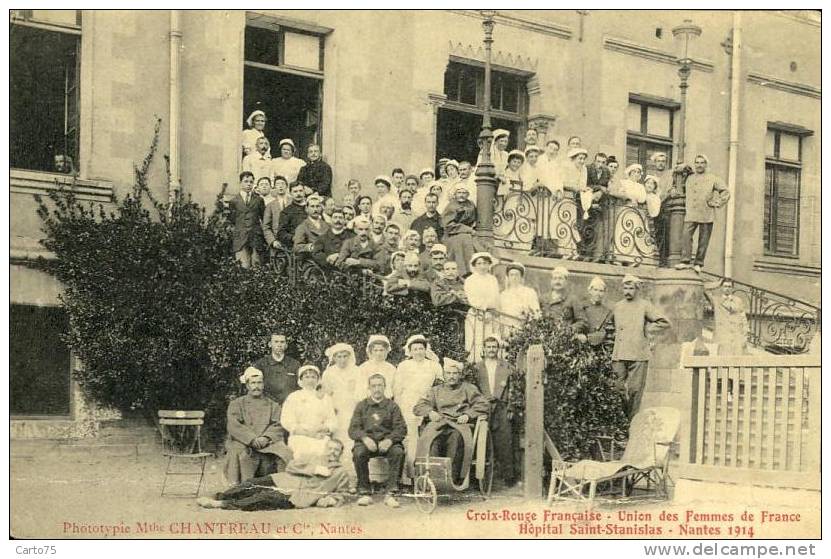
421, 242, 447, 282
292, 194, 330, 256
574, 276, 615, 350
336, 216, 382, 273
384, 251, 431, 296
393, 188, 415, 232
312, 206, 355, 269
374, 223, 402, 275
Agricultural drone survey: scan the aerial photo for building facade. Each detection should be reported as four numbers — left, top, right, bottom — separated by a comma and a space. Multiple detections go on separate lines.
10, 10, 820, 434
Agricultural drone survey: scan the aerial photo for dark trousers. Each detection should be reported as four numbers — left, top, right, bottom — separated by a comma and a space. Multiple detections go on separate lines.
353, 441, 405, 494
576, 199, 606, 260
680, 221, 713, 266
655, 212, 670, 265
215, 475, 294, 511
611, 360, 649, 419
430, 429, 465, 483
490, 405, 515, 485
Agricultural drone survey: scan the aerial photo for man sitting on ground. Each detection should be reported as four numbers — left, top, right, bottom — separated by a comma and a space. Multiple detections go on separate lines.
199, 439, 349, 510
349, 374, 407, 509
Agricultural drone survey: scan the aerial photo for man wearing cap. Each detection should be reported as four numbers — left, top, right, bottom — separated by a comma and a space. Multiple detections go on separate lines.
542, 266, 581, 324
677, 154, 729, 273
292, 194, 330, 256
224, 367, 292, 485
349, 374, 407, 508
275, 182, 308, 248
431, 260, 469, 308
336, 216, 383, 273
199, 438, 349, 510
295, 144, 332, 198
574, 276, 615, 349
611, 275, 671, 418
229, 171, 266, 269
411, 192, 444, 241
475, 336, 517, 487
311, 206, 355, 269
253, 333, 301, 405
414, 358, 490, 484
579, 152, 612, 262
421, 242, 447, 282
271, 139, 306, 187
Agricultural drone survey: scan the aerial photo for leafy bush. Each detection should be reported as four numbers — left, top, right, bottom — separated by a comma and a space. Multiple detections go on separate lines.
34, 124, 467, 443
503, 315, 629, 461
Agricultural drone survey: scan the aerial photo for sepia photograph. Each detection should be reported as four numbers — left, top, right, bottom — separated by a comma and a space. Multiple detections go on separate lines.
7, 5, 822, 546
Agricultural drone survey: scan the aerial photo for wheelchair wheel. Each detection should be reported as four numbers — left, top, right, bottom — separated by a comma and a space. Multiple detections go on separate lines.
476, 434, 495, 498
413, 474, 437, 514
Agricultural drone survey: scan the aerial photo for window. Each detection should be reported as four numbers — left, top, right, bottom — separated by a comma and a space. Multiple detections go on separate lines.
764, 126, 808, 257
10, 10, 81, 174
625, 95, 677, 172
443, 61, 528, 116
10, 304, 72, 417
243, 18, 325, 159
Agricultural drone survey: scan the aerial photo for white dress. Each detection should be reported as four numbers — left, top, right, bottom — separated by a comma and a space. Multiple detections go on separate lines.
281, 389, 337, 461
271, 156, 307, 185
321, 364, 363, 475
393, 358, 444, 479
356, 360, 397, 399
241, 128, 265, 156
464, 273, 501, 362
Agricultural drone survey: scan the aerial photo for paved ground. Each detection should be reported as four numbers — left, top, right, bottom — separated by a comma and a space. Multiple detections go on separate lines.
10, 453, 821, 539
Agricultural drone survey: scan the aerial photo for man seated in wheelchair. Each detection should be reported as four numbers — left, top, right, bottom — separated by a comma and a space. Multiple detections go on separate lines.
413, 358, 489, 484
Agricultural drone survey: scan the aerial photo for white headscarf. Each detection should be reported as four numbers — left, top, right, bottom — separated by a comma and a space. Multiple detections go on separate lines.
239, 366, 263, 384
324, 343, 356, 367
246, 110, 266, 128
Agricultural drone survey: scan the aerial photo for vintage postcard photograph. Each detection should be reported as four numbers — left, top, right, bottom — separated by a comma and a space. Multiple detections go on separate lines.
7, 6, 822, 546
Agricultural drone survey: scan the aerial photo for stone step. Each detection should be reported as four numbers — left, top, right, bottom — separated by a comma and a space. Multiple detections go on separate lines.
10, 439, 61, 457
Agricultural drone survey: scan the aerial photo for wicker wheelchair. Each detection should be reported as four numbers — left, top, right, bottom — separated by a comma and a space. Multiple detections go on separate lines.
412, 415, 494, 513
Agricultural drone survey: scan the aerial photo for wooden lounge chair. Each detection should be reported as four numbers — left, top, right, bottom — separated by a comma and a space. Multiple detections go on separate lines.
547, 407, 680, 508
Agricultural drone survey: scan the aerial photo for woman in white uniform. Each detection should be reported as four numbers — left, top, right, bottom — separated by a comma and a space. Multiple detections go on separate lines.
356, 335, 397, 399
281, 365, 337, 462
320, 343, 362, 476
464, 252, 502, 362
393, 334, 444, 482
499, 261, 541, 337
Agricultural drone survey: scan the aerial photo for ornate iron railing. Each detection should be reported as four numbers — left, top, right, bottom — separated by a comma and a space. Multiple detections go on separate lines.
493, 185, 660, 266
700, 272, 820, 354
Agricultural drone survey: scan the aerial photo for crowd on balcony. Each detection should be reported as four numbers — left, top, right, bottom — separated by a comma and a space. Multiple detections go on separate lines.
232, 110, 729, 279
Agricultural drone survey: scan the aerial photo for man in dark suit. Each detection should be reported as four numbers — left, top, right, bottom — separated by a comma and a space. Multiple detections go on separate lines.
276, 183, 309, 248
579, 152, 611, 262
296, 144, 333, 198
311, 206, 355, 269
230, 171, 265, 268
475, 335, 517, 488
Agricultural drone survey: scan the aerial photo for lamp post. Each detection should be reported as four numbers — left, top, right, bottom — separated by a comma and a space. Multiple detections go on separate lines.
475, 10, 498, 245
666, 18, 702, 266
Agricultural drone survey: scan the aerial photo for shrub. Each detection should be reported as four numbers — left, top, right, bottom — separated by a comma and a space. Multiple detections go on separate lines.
503, 315, 629, 461
34, 125, 467, 443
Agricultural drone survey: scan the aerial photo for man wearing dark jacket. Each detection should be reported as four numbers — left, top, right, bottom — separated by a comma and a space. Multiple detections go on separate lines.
579, 153, 611, 261
296, 144, 333, 197
276, 183, 308, 248
311, 206, 355, 269
229, 171, 265, 268
411, 193, 444, 240
349, 374, 407, 508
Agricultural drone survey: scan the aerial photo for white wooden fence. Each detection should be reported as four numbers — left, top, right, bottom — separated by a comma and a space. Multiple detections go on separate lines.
682, 353, 820, 490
